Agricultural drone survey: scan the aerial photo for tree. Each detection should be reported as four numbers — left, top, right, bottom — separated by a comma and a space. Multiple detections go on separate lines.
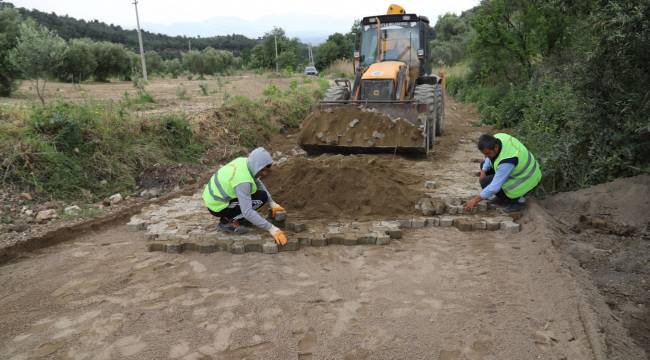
314, 32, 355, 70
91, 41, 131, 81
57, 38, 97, 83
429, 12, 474, 66
145, 50, 164, 75
0, 6, 22, 96
163, 58, 182, 78
250, 28, 305, 71
8, 21, 66, 104
182, 50, 204, 75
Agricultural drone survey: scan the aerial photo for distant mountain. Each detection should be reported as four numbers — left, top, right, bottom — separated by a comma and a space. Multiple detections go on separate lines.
144, 14, 356, 45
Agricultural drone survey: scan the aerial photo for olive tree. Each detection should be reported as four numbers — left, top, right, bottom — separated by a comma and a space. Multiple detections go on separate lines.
8, 21, 66, 104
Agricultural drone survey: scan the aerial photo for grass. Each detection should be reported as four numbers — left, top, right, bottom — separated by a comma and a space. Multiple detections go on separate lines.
323, 59, 354, 79
0, 100, 204, 201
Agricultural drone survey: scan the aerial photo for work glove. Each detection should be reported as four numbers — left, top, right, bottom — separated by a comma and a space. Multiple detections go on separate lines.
269, 201, 286, 220
269, 225, 287, 245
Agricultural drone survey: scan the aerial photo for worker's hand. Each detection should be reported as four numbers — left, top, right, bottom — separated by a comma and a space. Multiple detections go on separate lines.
269, 225, 287, 245
269, 201, 285, 219
464, 196, 482, 212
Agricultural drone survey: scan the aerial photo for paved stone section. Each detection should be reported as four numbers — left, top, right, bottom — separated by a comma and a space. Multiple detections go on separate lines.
128, 194, 522, 255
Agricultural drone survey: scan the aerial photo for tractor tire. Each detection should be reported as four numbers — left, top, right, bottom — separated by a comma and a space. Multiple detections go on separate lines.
323, 85, 350, 101
434, 83, 445, 136
414, 84, 437, 150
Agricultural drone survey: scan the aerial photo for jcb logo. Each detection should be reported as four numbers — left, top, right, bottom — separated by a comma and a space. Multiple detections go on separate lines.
373, 90, 380, 96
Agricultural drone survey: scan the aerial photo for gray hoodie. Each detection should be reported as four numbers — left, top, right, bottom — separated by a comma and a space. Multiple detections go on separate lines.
233, 147, 274, 230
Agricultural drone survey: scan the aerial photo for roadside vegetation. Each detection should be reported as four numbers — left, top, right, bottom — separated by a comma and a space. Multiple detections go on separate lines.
435, 1, 650, 193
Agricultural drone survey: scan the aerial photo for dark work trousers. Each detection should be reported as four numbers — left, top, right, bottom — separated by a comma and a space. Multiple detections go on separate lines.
479, 161, 520, 204
208, 190, 269, 224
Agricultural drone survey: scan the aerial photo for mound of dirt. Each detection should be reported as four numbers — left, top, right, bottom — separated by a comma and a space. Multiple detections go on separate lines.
542, 175, 650, 227
298, 107, 425, 150
541, 175, 650, 356
264, 155, 421, 219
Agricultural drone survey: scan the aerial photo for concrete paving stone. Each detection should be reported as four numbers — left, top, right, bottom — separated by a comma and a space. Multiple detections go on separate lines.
425, 217, 440, 227
325, 232, 345, 245
473, 220, 487, 231
484, 218, 501, 231
384, 228, 402, 239
343, 234, 359, 246
453, 218, 474, 232
311, 235, 327, 247
439, 217, 454, 227
477, 201, 488, 212
287, 222, 307, 233
263, 242, 279, 254
181, 243, 198, 252
127, 219, 146, 232
230, 242, 245, 254
411, 218, 426, 228
198, 244, 219, 253
243, 236, 266, 252
147, 243, 165, 252
145, 233, 158, 241
298, 236, 312, 247
357, 233, 377, 245
501, 221, 521, 233
279, 238, 300, 252
376, 233, 391, 245
166, 244, 181, 253
398, 219, 412, 228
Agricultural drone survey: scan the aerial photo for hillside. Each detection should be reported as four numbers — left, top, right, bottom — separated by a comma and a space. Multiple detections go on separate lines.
0, 1, 258, 59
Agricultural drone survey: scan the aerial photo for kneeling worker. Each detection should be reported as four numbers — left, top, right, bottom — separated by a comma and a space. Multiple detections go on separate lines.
464, 133, 542, 213
203, 147, 287, 245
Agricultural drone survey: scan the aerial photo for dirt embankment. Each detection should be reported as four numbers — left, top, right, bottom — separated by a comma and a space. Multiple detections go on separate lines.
264, 154, 422, 220
541, 175, 650, 357
298, 107, 425, 150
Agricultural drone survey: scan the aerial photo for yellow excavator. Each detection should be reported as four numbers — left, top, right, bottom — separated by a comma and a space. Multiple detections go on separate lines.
298, 4, 444, 155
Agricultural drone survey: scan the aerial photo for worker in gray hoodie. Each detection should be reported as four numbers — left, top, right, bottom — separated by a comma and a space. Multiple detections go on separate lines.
202, 147, 287, 245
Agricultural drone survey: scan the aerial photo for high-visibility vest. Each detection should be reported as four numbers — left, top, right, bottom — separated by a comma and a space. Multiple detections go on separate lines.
202, 157, 257, 212
494, 133, 542, 198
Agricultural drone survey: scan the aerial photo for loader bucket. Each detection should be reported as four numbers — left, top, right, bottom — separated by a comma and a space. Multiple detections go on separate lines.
298, 101, 430, 156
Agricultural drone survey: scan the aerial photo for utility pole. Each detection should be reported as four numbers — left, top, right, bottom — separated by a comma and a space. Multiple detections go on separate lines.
274, 34, 279, 73
188, 39, 191, 51
133, 0, 148, 81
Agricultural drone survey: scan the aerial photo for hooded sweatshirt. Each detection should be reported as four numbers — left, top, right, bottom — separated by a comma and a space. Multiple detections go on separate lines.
233, 147, 274, 230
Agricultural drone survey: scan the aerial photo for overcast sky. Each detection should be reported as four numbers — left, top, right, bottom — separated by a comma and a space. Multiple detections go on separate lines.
8, 0, 479, 38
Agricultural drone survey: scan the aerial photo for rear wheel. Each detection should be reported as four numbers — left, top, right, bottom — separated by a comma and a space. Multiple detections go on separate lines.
414, 84, 437, 150
323, 85, 350, 101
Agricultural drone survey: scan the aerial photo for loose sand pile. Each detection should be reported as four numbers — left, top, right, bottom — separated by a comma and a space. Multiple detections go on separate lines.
298, 107, 425, 150
265, 155, 421, 219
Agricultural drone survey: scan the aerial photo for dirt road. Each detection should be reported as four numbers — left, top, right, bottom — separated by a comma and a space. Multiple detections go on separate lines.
0, 101, 641, 359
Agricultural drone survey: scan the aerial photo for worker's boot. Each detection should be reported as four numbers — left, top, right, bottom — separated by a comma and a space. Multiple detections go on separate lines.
504, 203, 524, 213
218, 219, 250, 234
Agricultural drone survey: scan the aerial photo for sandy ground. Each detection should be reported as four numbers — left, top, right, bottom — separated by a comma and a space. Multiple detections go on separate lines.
0, 100, 644, 359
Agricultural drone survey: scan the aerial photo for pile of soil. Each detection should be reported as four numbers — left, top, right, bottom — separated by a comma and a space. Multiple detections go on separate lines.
541, 175, 650, 356
298, 107, 425, 150
264, 155, 421, 219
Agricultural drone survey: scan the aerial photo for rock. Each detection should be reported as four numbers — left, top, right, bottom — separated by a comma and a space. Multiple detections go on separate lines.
349, 119, 360, 128
372, 131, 385, 140
141, 188, 162, 199
419, 198, 435, 216
64, 205, 82, 216
8, 223, 29, 232
100, 180, 108, 186
424, 181, 437, 189
411, 218, 426, 228
439, 217, 454, 227
36, 209, 58, 222
24, 209, 34, 217
20, 192, 32, 201
108, 193, 123, 205
277, 157, 289, 165
453, 218, 474, 232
